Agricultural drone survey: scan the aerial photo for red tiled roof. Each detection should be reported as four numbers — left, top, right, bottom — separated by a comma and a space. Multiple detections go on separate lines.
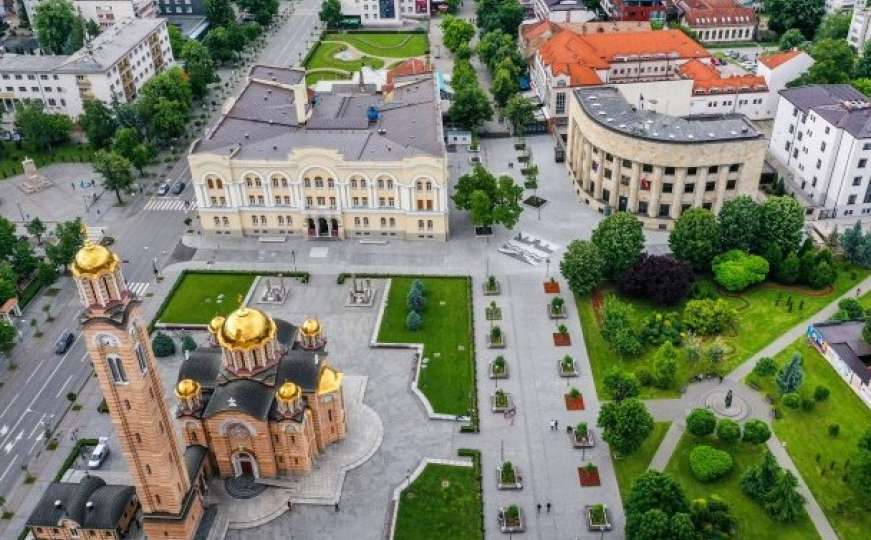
678, 0, 757, 27
386, 58, 431, 84
679, 58, 767, 93
758, 50, 801, 70
521, 19, 561, 41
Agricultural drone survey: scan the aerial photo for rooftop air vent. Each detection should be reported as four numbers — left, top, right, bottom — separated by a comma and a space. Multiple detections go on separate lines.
86, 501, 94, 510
54, 500, 63, 508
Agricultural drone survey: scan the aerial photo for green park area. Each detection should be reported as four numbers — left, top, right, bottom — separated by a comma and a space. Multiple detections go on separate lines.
393, 460, 482, 540
0, 141, 95, 180
324, 32, 429, 58
157, 272, 256, 325
377, 276, 474, 417
665, 433, 819, 540
612, 421, 671, 499
747, 338, 871, 540
304, 32, 428, 80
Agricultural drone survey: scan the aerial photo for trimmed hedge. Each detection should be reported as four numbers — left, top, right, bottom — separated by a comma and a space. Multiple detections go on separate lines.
456, 448, 485, 538
689, 444, 734, 482
55, 438, 98, 482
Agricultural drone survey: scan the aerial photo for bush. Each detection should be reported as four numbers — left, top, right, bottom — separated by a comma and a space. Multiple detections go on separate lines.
828, 423, 840, 437
690, 280, 718, 300
600, 295, 642, 357
742, 419, 772, 444
711, 250, 770, 292
407, 288, 425, 312
836, 298, 864, 320
689, 445, 734, 482
801, 397, 816, 412
753, 357, 777, 377
716, 419, 741, 443
406, 310, 423, 331
640, 312, 683, 346
617, 254, 695, 306
181, 334, 197, 353
782, 392, 801, 409
636, 368, 653, 386
151, 332, 176, 357
686, 408, 717, 437
683, 299, 737, 335
814, 385, 830, 401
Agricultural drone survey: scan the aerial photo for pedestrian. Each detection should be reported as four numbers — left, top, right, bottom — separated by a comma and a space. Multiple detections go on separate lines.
548, 420, 554, 431
857, 287, 862, 297
334, 502, 339, 512
554, 420, 559, 430
287, 500, 293, 512
536, 503, 541, 514
546, 502, 551, 513
71, 182, 75, 190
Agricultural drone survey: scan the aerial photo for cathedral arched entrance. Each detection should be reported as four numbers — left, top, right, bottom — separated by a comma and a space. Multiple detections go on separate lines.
232, 451, 259, 478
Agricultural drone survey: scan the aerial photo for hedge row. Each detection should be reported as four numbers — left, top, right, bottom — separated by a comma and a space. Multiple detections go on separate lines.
456, 448, 485, 539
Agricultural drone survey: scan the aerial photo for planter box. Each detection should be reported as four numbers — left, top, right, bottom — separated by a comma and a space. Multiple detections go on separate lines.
475, 226, 493, 237
564, 393, 585, 411
524, 195, 547, 208
497, 466, 523, 490
485, 307, 502, 321
483, 281, 501, 295
468, 144, 480, 153
489, 361, 509, 379
578, 466, 601, 487
585, 505, 612, 532
572, 429, 596, 449
488, 334, 506, 349
548, 304, 568, 319
543, 281, 560, 294
498, 508, 526, 533
553, 333, 571, 346
491, 393, 513, 413
558, 361, 579, 378
514, 143, 526, 151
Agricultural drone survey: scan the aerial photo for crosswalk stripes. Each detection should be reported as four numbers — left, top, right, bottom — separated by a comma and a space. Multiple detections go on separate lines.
128, 282, 150, 297
144, 198, 189, 211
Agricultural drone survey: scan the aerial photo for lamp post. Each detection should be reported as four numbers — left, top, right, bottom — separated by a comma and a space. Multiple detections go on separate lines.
545, 258, 550, 280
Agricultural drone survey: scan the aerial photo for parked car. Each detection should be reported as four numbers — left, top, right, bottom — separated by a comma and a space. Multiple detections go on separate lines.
468, 155, 481, 165
157, 182, 170, 196
54, 331, 75, 355
87, 437, 110, 469
171, 181, 186, 195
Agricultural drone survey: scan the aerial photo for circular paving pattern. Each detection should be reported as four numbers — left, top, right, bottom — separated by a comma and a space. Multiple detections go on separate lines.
224, 474, 268, 499
703, 389, 749, 420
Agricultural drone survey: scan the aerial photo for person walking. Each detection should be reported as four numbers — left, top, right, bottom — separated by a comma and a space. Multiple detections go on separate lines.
536, 503, 542, 514
546, 502, 551, 513
554, 420, 559, 430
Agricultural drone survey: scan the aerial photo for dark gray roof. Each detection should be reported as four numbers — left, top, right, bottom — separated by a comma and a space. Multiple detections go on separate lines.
204, 379, 274, 419
250, 65, 305, 86
574, 86, 763, 143
194, 72, 444, 161
815, 320, 871, 383
780, 85, 871, 139
178, 348, 223, 388
184, 445, 208, 483
27, 476, 135, 529
276, 349, 321, 392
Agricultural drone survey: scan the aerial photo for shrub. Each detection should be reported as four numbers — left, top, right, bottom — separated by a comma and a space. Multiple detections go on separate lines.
603, 369, 640, 401
617, 254, 695, 306
782, 392, 801, 409
683, 299, 737, 335
711, 250, 770, 292
801, 397, 816, 412
181, 334, 197, 353
716, 419, 741, 443
636, 368, 653, 386
600, 295, 642, 356
828, 423, 840, 437
689, 445, 734, 482
813, 385, 830, 401
776, 352, 804, 393
405, 311, 423, 331
66, 392, 77, 402
753, 357, 777, 377
640, 312, 683, 346
686, 408, 717, 437
837, 298, 864, 320
151, 332, 176, 357
742, 419, 772, 444
690, 280, 718, 300
407, 288, 425, 312
652, 342, 678, 389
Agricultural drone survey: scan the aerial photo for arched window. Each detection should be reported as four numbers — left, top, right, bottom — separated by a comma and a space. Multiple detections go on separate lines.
216, 178, 223, 189
425, 181, 432, 191
314, 176, 324, 188
377, 179, 384, 189
107, 356, 127, 383
327, 178, 334, 188
415, 181, 422, 190
207, 178, 214, 189
272, 177, 279, 187
304, 178, 311, 187
351, 179, 357, 188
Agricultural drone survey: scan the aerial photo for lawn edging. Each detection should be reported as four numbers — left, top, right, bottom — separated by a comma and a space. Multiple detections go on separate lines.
388, 453, 477, 540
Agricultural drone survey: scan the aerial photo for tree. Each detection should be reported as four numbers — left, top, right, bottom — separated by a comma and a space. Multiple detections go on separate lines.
618, 254, 695, 306
504, 94, 536, 136
113, 128, 155, 176
0, 275, 15, 305
776, 251, 801, 284
14, 102, 73, 151
591, 212, 645, 279
856, 42, 871, 79
441, 16, 475, 53
452, 166, 522, 229
625, 471, 690, 540
689, 445, 734, 482
147, 98, 188, 145
491, 66, 517, 108
0, 320, 16, 354
841, 221, 871, 266
753, 357, 778, 377
849, 447, 871, 498
17, 0, 30, 28
405, 310, 422, 330
716, 419, 741, 443
138, 67, 193, 118
778, 28, 806, 51
759, 196, 804, 256
181, 40, 216, 100
476, 30, 517, 72
79, 100, 118, 149
776, 352, 805, 393
560, 240, 604, 295
319, 0, 343, 29
26, 217, 46, 245
12, 239, 37, 278
864, 317, 871, 344
93, 150, 133, 205
653, 342, 678, 389
853, 77, 871, 96
711, 250, 769, 292
669, 209, 719, 271
204, 0, 235, 26
450, 85, 493, 133
686, 408, 717, 437
741, 450, 781, 501
601, 295, 643, 357
167, 23, 188, 58
682, 299, 736, 335
836, 295, 863, 319
764, 470, 804, 523
35, 260, 58, 286
45, 219, 84, 270
690, 496, 735, 539
151, 332, 176, 357
406, 287, 425, 312
802, 38, 856, 84
33, 0, 80, 54
764, 0, 825, 40
603, 369, 640, 401
742, 419, 772, 444
598, 398, 654, 455
718, 195, 760, 252
815, 11, 852, 41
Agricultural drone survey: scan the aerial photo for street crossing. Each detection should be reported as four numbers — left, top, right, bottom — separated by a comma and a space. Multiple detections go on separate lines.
127, 282, 150, 297
144, 197, 189, 211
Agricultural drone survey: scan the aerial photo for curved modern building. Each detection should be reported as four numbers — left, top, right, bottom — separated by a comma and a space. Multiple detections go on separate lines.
566, 86, 767, 229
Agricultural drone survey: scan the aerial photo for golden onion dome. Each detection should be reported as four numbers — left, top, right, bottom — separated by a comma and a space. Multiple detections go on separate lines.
175, 378, 199, 398
317, 364, 343, 395
276, 381, 300, 401
208, 316, 225, 335
300, 318, 321, 337
71, 243, 118, 277
215, 306, 277, 350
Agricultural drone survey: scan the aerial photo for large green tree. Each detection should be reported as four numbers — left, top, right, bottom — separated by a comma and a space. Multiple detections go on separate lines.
491, 66, 517, 108
441, 15, 475, 53
669, 208, 719, 272
598, 398, 654, 455
93, 150, 134, 204
560, 239, 604, 295
778, 28, 806, 51
79, 100, 118, 149
815, 11, 852, 41
450, 85, 493, 133
718, 195, 760, 252
45, 218, 84, 269
764, 470, 805, 523
453, 166, 523, 229
26, 217, 46, 245
319, 0, 343, 29
504, 94, 536, 136
167, 23, 188, 57
802, 38, 856, 84
15, 102, 73, 151
33, 0, 81, 54
759, 196, 804, 257
591, 212, 645, 279
204, 0, 235, 26
625, 471, 690, 540
181, 40, 216, 99
764, 0, 825, 40
855, 42, 871, 79
0, 320, 16, 355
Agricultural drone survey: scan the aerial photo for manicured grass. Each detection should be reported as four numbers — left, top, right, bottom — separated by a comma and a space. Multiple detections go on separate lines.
158, 272, 256, 325
613, 421, 671, 500
0, 141, 95, 179
377, 277, 473, 416
305, 70, 352, 85
304, 41, 385, 73
324, 32, 429, 58
664, 433, 819, 540
577, 265, 870, 399
394, 462, 482, 540
748, 339, 871, 540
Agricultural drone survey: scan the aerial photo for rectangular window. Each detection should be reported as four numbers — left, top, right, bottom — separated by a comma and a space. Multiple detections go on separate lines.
642, 164, 653, 173
854, 176, 862, 186
638, 201, 648, 214
555, 92, 566, 115
684, 183, 695, 193
728, 164, 740, 173
864, 142, 871, 150
662, 183, 673, 193
848, 194, 858, 205
687, 167, 697, 176
135, 344, 147, 374
708, 166, 718, 174
726, 179, 737, 190
664, 167, 676, 176
705, 181, 716, 192
860, 159, 868, 169
658, 204, 670, 217
107, 357, 128, 383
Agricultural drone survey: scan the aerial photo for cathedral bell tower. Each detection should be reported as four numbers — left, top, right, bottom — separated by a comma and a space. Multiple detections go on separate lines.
73, 242, 204, 539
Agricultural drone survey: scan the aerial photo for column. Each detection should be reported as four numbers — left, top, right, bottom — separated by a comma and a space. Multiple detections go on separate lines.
264, 176, 275, 207
694, 171, 705, 208
647, 166, 664, 219
670, 169, 687, 219
608, 172, 619, 209
628, 163, 641, 213
713, 166, 729, 213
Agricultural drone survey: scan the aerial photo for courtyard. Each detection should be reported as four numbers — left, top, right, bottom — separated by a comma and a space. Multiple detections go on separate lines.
304, 32, 429, 83
155, 271, 258, 325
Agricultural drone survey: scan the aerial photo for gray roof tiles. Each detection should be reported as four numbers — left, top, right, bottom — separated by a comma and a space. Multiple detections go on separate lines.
27, 476, 136, 530
780, 84, 871, 139
250, 65, 306, 86
815, 320, 871, 383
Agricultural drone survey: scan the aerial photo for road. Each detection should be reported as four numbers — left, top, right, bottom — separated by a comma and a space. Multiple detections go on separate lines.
0, 0, 322, 500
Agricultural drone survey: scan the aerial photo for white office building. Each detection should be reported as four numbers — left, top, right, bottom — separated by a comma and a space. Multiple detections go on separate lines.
849, 1, 871, 51
340, 0, 430, 25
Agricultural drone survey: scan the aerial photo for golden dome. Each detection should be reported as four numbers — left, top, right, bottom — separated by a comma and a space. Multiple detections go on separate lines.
208, 316, 225, 334
317, 364, 343, 395
215, 306, 277, 350
71, 243, 118, 277
276, 381, 300, 401
175, 378, 199, 398
300, 318, 321, 337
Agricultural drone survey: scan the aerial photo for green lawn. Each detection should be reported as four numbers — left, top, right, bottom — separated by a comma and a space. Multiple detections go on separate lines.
664, 433, 819, 540
0, 141, 95, 179
748, 339, 871, 540
324, 32, 429, 57
304, 41, 385, 73
394, 462, 482, 540
157, 272, 257, 325
577, 265, 870, 399
377, 277, 473, 416
613, 421, 671, 499
305, 70, 352, 85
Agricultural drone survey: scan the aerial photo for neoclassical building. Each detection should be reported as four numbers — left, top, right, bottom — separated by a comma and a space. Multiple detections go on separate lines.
188, 65, 449, 241
175, 310, 347, 478
566, 86, 767, 229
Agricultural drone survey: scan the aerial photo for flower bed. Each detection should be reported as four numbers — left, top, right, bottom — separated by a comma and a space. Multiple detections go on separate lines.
544, 279, 560, 294
491, 390, 512, 412
578, 464, 601, 487
586, 504, 612, 531
558, 355, 579, 377
488, 326, 506, 349
553, 332, 571, 346
485, 301, 502, 321
489, 357, 509, 379
497, 462, 523, 490
564, 390, 585, 411
498, 505, 525, 533
483, 276, 501, 296
548, 297, 568, 319
572, 427, 596, 449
